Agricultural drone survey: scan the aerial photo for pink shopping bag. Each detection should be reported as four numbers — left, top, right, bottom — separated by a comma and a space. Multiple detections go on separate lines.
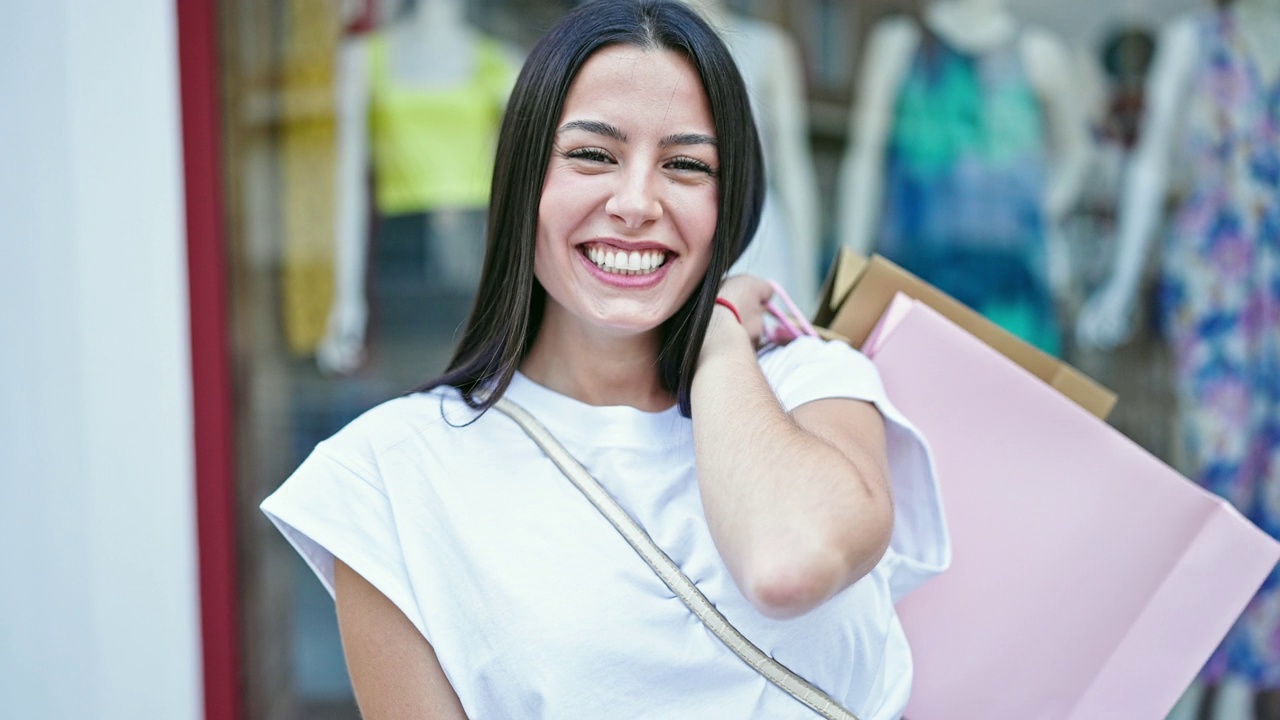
863, 294, 1280, 720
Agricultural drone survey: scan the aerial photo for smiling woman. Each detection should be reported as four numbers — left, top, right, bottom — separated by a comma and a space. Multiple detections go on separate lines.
430, 0, 765, 417
260, 1, 949, 718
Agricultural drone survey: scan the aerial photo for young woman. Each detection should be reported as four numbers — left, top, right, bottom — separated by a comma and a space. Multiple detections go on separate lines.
262, 1, 948, 717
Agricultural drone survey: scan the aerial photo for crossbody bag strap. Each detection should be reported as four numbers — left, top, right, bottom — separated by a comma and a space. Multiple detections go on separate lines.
491, 397, 861, 720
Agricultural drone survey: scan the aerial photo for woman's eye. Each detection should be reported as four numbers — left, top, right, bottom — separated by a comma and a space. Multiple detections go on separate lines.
667, 156, 718, 176
564, 147, 614, 163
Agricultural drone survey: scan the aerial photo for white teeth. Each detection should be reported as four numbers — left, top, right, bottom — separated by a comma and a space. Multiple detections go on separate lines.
584, 246, 668, 276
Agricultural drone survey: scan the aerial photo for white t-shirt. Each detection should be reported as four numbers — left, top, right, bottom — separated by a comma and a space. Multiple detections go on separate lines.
261, 337, 949, 719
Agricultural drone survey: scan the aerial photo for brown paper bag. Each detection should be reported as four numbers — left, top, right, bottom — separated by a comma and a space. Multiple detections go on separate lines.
813, 249, 1117, 420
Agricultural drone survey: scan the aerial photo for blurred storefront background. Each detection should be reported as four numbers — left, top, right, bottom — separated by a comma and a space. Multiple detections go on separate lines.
5, 0, 1270, 717
222, 2, 1199, 718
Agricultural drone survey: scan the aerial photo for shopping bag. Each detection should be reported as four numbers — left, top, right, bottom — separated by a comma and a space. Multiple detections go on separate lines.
862, 293, 1280, 720
815, 249, 1116, 420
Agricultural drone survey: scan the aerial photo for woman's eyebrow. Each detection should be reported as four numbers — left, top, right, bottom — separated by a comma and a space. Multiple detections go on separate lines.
661, 132, 717, 148
556, 122, 716, 149
557, 119, 627, 142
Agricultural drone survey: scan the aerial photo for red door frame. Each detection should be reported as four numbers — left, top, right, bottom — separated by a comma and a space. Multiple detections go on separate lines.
176, 0, 243, 717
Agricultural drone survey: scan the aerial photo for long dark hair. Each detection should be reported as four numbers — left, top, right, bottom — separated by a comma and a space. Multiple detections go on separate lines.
420, 0, 765, 417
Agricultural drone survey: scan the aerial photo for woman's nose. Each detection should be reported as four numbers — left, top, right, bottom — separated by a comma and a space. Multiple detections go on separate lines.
605, 165, 663, 229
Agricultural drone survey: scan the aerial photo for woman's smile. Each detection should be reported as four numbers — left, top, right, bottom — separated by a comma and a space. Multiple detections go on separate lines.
580, 244, 671, 276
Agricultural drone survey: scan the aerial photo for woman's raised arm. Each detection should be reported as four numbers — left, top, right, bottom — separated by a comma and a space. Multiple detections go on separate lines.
691, 276, 895, 620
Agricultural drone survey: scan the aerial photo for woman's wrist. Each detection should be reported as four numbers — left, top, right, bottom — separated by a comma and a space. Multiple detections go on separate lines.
713, 297, 742, 324
699, 303, 752, 370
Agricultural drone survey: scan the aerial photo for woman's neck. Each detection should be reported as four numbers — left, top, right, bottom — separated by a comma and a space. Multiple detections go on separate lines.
520, 306, 674, 412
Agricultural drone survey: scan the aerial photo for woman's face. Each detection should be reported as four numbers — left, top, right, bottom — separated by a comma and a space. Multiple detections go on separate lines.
534, 45, 719, 339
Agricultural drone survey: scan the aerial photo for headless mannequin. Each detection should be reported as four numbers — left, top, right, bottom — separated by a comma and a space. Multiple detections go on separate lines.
1075, 0, 1280, 351
318, 0, 518, 374
836, 0, 1089, 296
679, 0, 822, 310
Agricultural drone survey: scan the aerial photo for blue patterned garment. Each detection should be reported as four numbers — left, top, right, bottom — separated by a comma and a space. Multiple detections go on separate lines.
877, 29, 1059, 355
1162, 9, 1280, 687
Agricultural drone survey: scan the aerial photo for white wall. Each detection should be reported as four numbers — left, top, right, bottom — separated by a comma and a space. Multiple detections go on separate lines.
0, 1, 203, 719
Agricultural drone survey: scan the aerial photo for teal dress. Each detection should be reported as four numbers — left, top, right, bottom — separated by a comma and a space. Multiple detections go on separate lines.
877, 28, 1059, 355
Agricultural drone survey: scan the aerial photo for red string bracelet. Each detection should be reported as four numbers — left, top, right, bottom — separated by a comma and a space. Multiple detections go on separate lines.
714, 297, 742, 324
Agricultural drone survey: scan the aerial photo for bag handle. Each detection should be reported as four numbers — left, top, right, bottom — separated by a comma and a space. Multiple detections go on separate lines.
491, 396, 861, 720
764, 279, 820, 344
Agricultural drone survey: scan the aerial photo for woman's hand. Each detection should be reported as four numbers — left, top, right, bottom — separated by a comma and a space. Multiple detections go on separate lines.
711, 274, 775, 346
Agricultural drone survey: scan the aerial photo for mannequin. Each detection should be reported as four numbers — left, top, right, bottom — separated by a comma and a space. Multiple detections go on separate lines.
837, 0, 1089, 353
1076, 3, 1280, 720
679, 0, 823, 310
317, 0, 519, 374
1076, 0, 1280, 348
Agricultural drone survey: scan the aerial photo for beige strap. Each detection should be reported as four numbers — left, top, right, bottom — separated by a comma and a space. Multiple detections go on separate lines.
492, 397, 860, 720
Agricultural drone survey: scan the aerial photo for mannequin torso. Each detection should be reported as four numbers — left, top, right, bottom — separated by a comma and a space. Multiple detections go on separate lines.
837, 0, 1089, 258
319, 0, 519, 374
1076, 0, 1280, 348
679, 0, 822, 309
836, 0, 1088, 352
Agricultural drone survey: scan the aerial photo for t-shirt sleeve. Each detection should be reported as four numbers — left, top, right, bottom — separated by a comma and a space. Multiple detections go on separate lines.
759, 336, 951, 602
260, 444, 428, 639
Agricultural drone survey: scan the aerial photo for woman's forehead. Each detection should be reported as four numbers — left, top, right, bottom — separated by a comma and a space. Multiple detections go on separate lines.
559, 45, 713, 134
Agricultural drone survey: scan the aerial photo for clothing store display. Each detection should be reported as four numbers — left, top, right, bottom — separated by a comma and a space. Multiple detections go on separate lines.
491, 396, 858, 720
876, 28, 1059, 355
1162, 8, 1280, 686
261, 337, 948, 719
368, 34, 516, 215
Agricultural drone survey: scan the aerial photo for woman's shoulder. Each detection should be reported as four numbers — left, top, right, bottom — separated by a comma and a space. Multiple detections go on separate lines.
316, 385, 484, 475
758, 335, 878, 388
753, 336, 899, 420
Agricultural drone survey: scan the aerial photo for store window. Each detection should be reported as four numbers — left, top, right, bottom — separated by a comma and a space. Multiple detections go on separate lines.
219, 0, 1273, 717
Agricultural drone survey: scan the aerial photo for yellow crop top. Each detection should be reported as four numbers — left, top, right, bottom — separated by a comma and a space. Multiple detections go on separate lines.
369, 35, 517, 214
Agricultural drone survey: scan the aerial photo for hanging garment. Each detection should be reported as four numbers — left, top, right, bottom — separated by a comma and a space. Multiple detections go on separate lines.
1161, 8, 1280, 687
876, 27, 1059, 355
279, 0, 342, 355
369, 34, 516, 215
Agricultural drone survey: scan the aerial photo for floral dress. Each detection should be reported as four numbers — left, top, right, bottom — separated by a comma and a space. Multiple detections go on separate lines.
1161, 9, 1280, 686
